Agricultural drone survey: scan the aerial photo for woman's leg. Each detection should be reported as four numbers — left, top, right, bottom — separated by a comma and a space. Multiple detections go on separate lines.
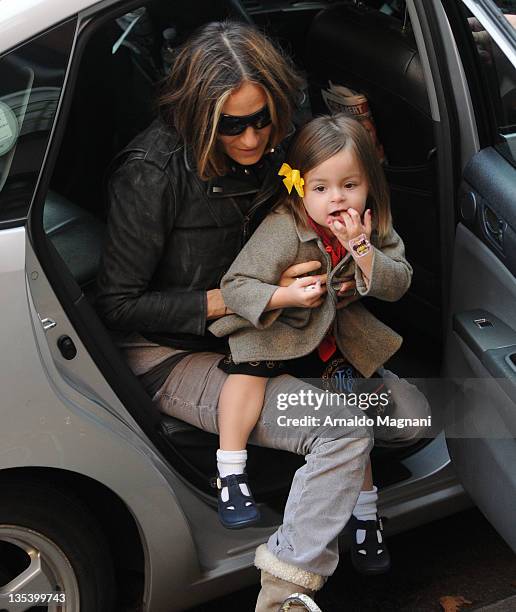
361, 459, 373, 491
373, 367, 433, 446
140, 351, 430, 606
154, 352, 373, 580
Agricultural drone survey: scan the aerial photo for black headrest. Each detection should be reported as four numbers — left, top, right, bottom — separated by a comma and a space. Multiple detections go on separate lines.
307, 2, 433, 164
309, 4, 430, 117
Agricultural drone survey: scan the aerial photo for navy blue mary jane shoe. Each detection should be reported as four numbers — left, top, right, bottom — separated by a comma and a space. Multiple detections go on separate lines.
348, 515, 391, 575
211, 472, 260, 529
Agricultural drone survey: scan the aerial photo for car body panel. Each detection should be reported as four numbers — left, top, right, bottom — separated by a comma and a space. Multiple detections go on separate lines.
439, 1, 516, 551
444, 212, 516, 551
0, 226, 207, 610
0, 0, 97, 56
0, 0, 514, 608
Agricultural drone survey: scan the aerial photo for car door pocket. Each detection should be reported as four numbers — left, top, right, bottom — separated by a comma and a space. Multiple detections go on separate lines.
481, 346, 516, 400
506, 353, 516, 373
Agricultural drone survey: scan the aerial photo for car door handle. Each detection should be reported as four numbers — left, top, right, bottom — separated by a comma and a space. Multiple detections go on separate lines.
482, 204, 506, 249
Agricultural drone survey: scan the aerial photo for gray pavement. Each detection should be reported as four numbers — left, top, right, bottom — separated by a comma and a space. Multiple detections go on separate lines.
191, 508, 516, 611
474, 595, 516, 611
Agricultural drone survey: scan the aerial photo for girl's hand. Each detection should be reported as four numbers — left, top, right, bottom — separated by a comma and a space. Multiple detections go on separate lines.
270, 276, 326, 310
337, 278, 356, 298
285, 277, 327, 308
328, 208, 372, 249
279, 260, 327, 288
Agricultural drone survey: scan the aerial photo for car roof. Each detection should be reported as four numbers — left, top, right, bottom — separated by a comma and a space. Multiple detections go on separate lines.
0, 0, 102, 55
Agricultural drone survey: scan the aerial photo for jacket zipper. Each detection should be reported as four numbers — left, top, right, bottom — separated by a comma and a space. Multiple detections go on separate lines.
242, 216, 251, 243
241, 183, 277, 244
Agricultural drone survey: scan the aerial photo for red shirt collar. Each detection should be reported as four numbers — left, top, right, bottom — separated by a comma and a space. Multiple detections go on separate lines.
307, 217, 346, 267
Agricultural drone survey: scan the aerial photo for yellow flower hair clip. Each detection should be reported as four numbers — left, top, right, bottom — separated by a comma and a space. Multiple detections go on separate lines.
278, 163, 304, 197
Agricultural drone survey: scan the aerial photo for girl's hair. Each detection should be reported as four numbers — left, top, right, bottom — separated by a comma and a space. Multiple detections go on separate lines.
280, 114, 392, 241
158, 21, 304, 180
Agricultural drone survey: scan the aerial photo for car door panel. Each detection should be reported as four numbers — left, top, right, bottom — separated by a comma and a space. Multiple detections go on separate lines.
463, 148, 516, 273
444, 149, 516, 550
434, 0, 516, 549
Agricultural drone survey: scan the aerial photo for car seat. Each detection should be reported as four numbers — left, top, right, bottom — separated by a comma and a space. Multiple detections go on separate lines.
43, 191, 105, 297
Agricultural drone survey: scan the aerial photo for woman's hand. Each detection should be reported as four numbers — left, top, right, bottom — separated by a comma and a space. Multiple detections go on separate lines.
206, 289, 233, 320
278, 260, 327, 288
336, 278, 360, 309
268, 276, 326, 310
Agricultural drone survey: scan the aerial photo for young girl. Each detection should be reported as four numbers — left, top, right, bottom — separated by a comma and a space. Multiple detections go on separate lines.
209, 113, 425, 574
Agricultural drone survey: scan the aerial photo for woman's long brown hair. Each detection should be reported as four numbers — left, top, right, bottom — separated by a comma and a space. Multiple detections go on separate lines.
159, 21, 304, 180
279, 114, 392, 242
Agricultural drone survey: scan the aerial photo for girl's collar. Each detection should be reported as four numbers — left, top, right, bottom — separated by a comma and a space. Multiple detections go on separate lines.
306, 217, 347, 264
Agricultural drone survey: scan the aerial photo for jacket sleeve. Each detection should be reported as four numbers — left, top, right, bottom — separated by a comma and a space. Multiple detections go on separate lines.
217, 211, 299, 330
354, 226, 412, 302
95, 159, 207, 335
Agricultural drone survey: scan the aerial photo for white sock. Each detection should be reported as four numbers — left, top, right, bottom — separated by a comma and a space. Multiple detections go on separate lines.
352, 486, 381, 545
216, 449, 250, 502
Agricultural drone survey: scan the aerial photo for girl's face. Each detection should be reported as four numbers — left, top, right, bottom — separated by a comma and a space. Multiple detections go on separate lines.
303, 147, 369, 231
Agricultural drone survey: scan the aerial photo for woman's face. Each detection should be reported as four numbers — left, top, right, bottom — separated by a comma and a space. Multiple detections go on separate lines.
218, 82, 272, 166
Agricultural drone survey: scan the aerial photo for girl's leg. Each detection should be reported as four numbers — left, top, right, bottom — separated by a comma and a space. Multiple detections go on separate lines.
361, 458, 374, 491
349, 458, 391, 574
215, 375, 267, 524
218, 374, 267, 450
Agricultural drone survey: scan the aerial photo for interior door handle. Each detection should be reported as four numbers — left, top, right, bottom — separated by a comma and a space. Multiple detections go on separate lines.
483, 205, 506, 249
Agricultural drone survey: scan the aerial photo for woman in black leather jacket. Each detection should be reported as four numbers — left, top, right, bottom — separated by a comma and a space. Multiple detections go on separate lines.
96, 21, 425, 612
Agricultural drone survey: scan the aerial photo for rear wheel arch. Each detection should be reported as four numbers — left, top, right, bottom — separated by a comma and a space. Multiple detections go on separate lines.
0, 466, 145, 606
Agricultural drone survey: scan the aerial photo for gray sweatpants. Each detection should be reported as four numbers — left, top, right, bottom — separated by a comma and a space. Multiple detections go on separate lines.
122, 338, 431, 577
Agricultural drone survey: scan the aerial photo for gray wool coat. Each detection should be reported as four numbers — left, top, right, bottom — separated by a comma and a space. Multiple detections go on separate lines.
208, 207, 412, 377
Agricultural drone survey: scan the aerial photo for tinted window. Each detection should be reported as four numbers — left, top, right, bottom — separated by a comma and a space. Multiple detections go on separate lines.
460, 1, 516, 164
0, 19, 76, 225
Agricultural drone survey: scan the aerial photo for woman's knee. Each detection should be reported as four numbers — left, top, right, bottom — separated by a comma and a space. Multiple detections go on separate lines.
310, 419, 374, 459
373, 372, 433, 445
375, 411, 432, 446
383, 374, 431, 420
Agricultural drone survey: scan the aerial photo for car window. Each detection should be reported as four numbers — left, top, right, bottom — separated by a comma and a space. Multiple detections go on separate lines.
460, 1, 516, 164
0, 19, 76, 226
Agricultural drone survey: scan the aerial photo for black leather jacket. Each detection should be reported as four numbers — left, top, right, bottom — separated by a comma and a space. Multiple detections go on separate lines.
95, 119, 288, 352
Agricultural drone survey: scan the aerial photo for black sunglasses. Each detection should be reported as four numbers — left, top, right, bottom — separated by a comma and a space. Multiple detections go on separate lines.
217, 105, 272, 136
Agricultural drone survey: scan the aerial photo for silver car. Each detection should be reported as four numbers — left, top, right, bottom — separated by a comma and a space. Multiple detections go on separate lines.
1, 0, 515, 610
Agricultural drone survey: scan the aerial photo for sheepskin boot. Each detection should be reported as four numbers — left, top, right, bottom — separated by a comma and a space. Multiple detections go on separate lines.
254, 544, 325, 612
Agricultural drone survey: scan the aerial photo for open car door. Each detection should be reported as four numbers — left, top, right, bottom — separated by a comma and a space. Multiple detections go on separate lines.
429, 0, 516, 550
